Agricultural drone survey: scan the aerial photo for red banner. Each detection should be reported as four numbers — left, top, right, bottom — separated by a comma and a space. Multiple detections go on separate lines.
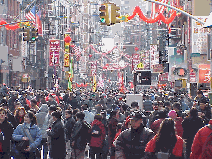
49, 39, 60, 66
199, 64, 210, 83
190, 72, 196, 83
132, 53, 140, 70
159, 72, 169, 81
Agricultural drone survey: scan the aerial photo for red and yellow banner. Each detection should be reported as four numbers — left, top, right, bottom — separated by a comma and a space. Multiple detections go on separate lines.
64, 34, 70, 67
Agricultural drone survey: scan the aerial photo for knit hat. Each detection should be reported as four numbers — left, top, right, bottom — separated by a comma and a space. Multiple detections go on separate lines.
168, 110, 177, 119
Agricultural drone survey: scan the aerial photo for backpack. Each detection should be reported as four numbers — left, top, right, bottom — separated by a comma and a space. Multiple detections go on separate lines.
91, 124, 101, 137
201, 125, 212, 159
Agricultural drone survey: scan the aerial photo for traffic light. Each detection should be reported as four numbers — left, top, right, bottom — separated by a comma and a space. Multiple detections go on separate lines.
23, 27, 30, 41
31, 27, 38, 42
111, 3, 121, 25
120, 15, 129, 22
99, 4, 110, 26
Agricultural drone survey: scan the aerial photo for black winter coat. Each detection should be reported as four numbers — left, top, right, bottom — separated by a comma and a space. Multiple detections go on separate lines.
65, 117, 76, 140
47, 119, 66, 159
114, 126, 154, 159
0, 119, 13, 153
71, 120, 90, 150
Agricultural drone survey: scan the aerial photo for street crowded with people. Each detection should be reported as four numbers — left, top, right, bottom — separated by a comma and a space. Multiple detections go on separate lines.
0, 84, 211, 159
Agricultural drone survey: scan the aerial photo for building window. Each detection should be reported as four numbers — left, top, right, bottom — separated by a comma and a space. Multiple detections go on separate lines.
125, 1, 129, 4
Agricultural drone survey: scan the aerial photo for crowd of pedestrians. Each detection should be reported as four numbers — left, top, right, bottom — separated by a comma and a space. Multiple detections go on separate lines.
0, 84, 211, 159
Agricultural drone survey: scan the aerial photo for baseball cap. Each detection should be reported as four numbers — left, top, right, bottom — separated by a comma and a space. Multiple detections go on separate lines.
129, 111, 146, 120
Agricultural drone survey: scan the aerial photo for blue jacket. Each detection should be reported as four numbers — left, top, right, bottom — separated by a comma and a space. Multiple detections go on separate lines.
12, 123, 42, 152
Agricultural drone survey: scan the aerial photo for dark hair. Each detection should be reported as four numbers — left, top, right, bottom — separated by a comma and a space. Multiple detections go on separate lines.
131, 101, 138, 108
73, 108, 80, 115
51, 111, 62, 119
65, 109, 73, 115
155, 118, 177, 152
117, 123, 122, 130
164, 101, 171, 107
94, 114, 102, 121
81, 105, 88, 110
31, 99, 37, 104
76, 111, 85, 120
110, 110, 118, 119
173, 102, 181, 111
49, 105, 57, 111
26, 111, 37, 126
197, 90, 203, 95
189, 107, 198, 118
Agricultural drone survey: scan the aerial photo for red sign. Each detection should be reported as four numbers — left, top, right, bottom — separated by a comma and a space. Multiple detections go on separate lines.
132, 53, 140, 70
159, 72, 169, 81
152, 64, 163, 73
49, 39, 60, 66
199, 64, 210, 83
190, 72, 196, 83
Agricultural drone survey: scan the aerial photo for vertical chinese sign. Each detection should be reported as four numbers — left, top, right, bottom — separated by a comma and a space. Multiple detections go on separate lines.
199, 64, 210, 83
64, 34, 70, 67
132, 53, 141, 71
49, 39, 60, 66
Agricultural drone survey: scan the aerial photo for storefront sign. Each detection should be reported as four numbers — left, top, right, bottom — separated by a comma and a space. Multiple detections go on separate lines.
49, 39, 60, 66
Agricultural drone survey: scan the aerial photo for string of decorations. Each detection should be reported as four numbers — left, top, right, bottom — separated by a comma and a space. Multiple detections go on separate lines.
128, 6, 177, 24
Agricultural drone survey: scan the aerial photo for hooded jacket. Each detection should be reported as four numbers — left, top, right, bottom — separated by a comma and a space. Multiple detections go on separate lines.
89, 119, 106, 148
190, 120, 212, 159
145, 134, 184, 158
35, 104, 49, 138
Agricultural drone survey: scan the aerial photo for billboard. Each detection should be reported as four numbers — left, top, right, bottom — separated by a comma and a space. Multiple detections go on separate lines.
192, 16, 210, 54
199, 64, 210, 83
49, 39, 60, 66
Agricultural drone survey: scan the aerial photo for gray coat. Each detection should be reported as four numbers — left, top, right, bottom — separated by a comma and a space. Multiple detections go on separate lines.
35, 104, 48, 138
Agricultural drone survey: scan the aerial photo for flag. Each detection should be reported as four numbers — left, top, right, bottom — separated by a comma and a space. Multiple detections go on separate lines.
36, 11, 42, 36
25, 6, 36, 23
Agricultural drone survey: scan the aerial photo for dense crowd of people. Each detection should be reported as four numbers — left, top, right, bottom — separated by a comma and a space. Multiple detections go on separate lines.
0, 84, 211, 159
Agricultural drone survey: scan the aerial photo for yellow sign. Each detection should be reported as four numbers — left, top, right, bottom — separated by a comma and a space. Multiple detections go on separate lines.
137, 62, 144, 69
64, 53, 70, 67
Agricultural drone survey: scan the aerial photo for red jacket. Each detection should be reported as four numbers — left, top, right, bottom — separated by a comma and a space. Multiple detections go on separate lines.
145, 134, 184, 157
89, 119, 106, 148
190, 120, 212, 159
150, 119, 164, 134
175, 117, 184, 137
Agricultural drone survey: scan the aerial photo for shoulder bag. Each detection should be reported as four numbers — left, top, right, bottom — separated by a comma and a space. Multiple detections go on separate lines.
24, 128, 41, 159
15, 125, 29, 152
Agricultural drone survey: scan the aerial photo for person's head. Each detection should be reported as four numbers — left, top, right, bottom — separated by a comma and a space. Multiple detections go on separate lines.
73, 108, 80, 116
15, 102, 22, 109
158, 101, 164, 111
164, 101, 172, 111
65, 110, 73, 119
199, 98, 207, 110
129, 111, 145, 130
168, 110, 177, 120
24, 111, 37, 126
152, 101, 159, 110
197, 90, 203, 97
31, 99, 37, 107
49, 105, 57, 115
94, 114, 103, 121
131, 101, 139, 110
110, 110, 118, 119
157, 110, 167, 119
0, 107, 7, 122
116, 123, 122, 132
15, 107, 26, 118
81, 104, 88, 111
189, 107, 198, 118
51, 111, 62, 121
173, 102, 181, 112
75, 111, 85, 121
